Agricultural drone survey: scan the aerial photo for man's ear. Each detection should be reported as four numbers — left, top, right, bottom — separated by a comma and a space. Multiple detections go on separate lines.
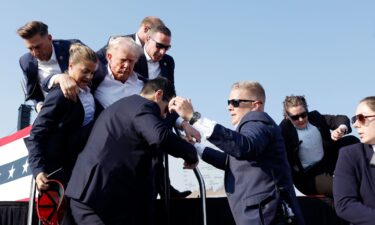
154, 89, 164, 102
106, 53, 112, 61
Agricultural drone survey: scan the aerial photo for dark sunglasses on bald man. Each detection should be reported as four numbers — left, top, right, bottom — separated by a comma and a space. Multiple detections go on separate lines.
351, 114, 375, 124
150, 37, 171, 50
288, 111, 308, 121
227, 99, 256, 107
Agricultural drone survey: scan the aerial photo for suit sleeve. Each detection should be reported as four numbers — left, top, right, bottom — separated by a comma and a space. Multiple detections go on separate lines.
133, 102, 198, 164
322, 112, 352, 133
207, 121, 272, 159
202, 147, 227, 170
333, 147, 375, 224
26, 88, 70, 177
19, 56, 44, 105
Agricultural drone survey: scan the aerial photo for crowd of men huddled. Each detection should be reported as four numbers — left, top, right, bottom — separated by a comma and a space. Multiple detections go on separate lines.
17, 17, 375, 225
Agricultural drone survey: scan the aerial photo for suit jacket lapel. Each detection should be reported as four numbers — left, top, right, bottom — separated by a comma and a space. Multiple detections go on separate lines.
159, 58, 168, 78
135, 54, 149, 79
53, 41, 69, 73
363, 144, 375, 191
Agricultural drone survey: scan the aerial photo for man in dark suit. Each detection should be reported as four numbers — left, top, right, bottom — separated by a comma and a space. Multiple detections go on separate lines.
279, 95, 359, 197
96, 16, 164, 64
170, 81, 305, 225
17, 21, 81, 112
133, 25, 174, 83
66, 77, 198, 225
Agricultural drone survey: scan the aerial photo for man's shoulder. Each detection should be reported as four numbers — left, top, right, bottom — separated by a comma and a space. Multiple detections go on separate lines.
19, 52, 34, 65
162, 54, 174, 63
52, 39, 82, 48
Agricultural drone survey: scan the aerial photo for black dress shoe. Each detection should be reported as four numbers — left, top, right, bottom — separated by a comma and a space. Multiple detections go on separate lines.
170, 189, 192, 198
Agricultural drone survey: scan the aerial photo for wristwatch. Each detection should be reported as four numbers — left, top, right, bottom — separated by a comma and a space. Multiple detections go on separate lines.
189, 111, 201, 125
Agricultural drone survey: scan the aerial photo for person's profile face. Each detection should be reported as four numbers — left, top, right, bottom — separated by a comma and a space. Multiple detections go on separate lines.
353, 101, 375, 144
227, 88, 255, 126
24, 34, 52, 61
286, 105, 308, 129
146, 32, 171, 62
68, 60, 97, 89
108, 47, 137, 82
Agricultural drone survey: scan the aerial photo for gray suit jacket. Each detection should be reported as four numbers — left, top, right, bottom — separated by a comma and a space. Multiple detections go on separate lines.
202, 111, 305, 225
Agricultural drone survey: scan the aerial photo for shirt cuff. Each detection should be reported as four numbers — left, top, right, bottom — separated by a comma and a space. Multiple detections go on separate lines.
48, 75, 58, 89
175, 117, 184, 128
338, 124, 348, 134
192, 117, 216, 139
194, 142, 206, 158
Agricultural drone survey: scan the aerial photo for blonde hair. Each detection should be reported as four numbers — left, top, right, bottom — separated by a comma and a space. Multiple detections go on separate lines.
69, 43, 97, 65
140, 16, 164, 29
231, 81, 266, 104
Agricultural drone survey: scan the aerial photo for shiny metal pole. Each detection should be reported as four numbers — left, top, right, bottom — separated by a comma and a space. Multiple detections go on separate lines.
27, 178, 36, 225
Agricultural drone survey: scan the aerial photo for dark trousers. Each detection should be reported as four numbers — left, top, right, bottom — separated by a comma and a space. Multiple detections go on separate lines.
69, 198, 105, 225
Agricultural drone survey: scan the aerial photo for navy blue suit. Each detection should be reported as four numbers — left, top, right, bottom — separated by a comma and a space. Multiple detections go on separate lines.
26, 86, 94, 185
19, 39, 81, 105
333, 143, 375, 225
65, 95, 198, 225
202, 111, 305, 225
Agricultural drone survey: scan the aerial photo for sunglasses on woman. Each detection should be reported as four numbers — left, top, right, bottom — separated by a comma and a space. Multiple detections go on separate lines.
288, 111, 308, 121
351, 114, 375, 124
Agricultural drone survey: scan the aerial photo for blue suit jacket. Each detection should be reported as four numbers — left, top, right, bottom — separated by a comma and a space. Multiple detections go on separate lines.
333, 143, 375, 225
65, 94, 198, 225
26, 86, 93, 185
19, 39, 81, 105
202, 111, 305, 225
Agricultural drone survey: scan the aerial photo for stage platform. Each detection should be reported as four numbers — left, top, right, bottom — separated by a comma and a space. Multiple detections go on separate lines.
0, 196, 348, 225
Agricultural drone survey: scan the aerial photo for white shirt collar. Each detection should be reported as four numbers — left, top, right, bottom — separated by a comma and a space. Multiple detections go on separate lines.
135, 33, 142, 46
144, 47, 153, 62
372, 145, 375, 152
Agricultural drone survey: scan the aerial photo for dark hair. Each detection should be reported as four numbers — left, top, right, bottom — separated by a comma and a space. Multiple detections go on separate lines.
17, 21, 48, 39
141, 77, 176, 102
149, 25, 172, 38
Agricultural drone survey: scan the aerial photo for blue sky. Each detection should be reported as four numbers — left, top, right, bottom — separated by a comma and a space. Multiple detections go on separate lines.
1, 1, 374, 137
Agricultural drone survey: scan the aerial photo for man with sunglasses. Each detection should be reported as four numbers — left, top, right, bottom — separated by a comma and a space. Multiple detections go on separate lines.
279, 95, 358, 197
133, 25, 174, 83
96, 16, 165, 64
170, 81, 305, 225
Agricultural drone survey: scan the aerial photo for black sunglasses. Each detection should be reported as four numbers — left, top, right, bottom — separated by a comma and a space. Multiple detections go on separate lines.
151, 37, 171, 50
351, 114, 375, 124
227, 99, 255, 107
288, 111, 308, 121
